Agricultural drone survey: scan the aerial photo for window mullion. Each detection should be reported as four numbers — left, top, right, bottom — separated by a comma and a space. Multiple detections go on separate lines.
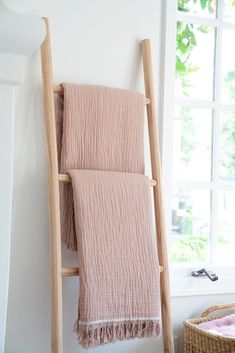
176, 13, 235, 31
176, 12, 219, 27
210, 0, 224, 264
161, 0, 178, 252
210, 189, 218, 264
175, 98, 215, 109
175, 99, 235, 112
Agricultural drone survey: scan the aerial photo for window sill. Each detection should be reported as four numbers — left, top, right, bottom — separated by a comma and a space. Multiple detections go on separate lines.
169, 266, 235, 297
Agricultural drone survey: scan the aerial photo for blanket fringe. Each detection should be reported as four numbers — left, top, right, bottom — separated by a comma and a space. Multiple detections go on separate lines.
73, 319, 161, 348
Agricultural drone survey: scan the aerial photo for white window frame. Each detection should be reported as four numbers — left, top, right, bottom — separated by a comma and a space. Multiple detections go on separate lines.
161, 0, 235, 297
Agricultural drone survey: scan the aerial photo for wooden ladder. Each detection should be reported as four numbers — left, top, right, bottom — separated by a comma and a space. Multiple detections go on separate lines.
40, 17, 174, 353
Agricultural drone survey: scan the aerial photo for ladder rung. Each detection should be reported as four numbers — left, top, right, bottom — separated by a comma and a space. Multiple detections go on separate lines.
61, 265, 164, 277
61, 267, 79, 276
53, 84, 151, 105
57, 173, 157, 186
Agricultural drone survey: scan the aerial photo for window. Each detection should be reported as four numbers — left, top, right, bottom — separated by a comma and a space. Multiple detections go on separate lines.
162, 0, 235, 294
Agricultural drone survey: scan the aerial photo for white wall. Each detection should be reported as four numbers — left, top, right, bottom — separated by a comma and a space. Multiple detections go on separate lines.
0, 5, 45, 352
0, 84, 14, 353
4, 1, 235, 353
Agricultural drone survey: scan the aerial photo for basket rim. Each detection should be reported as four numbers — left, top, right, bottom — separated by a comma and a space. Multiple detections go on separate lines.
184, 313, 235, 343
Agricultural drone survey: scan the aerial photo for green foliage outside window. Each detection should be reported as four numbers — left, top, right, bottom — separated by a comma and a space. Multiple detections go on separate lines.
176, 0, 214, 95
172, 234, 209, 262
172, 0, 235, 263
178, 0, 215, 12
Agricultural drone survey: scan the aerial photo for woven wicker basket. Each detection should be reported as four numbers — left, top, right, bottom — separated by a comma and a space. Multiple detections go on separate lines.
184, 302, 235, 353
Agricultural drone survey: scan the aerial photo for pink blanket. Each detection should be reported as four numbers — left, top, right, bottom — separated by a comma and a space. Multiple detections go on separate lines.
56, 84, 145, 250
56, 84, 161, 347
69, 170, 161, 348
198, 314, 235, 338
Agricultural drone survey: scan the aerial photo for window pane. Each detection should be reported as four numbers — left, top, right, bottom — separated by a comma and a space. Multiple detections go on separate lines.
224, 0, 235, 23
171, 189, 210, 264
178, 0, 217, 17
219, 111, 235, 181
216, 191, 235, 265
176, 22, 215, 99
173, 107, 212, 181
221, 29, 235, 103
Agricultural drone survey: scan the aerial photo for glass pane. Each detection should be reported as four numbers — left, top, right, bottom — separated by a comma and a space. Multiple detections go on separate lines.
219, 111, 235, 181
171, 189, 210, 264
173, 107, 212, 181
221, 29, 235, 103
178, 0, 217, 17
224, 0, 235, 23
176, 22, 215, 99
216, 191, 235, 265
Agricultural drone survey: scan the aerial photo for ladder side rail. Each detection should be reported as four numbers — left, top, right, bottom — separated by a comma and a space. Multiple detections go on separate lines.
141, 39, 175, 353
40, 17, 63, 353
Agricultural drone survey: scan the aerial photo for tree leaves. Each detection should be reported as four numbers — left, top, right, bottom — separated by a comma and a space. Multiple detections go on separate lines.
178, 0, 191, 12
200, 0, 207, 9
178, 0, 216, 15
176, 21, 199, 81
176, 0, 211, 94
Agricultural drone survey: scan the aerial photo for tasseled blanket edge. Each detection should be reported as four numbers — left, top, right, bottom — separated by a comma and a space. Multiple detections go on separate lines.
73, 318, 161, 349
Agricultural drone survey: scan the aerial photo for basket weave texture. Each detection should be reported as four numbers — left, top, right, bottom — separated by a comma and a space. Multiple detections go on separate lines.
184, 303, 235, 353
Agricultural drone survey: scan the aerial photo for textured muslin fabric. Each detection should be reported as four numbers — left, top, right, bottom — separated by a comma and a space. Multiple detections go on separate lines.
68, 170, 161, 348
56, 83, 146, 250
56, 83, 161, 347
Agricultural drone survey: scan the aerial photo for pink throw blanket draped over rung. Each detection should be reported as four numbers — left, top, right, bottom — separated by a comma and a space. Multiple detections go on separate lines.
69, 170, 161, 348
56, 83, 161, 348
56, 84, 145, 250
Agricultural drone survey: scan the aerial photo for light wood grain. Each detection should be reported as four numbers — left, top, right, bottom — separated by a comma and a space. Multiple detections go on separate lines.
61, 267, 80, 276
61, 265, 164, 277
57, 173, 157, 186
40, 18, 63, 353
141, 39, 175, 353
53, 84, 151, 104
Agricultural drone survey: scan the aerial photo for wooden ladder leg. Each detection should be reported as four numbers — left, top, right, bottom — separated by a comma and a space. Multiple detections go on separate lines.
141, 39, 175, 353
40, 18, 63, 353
